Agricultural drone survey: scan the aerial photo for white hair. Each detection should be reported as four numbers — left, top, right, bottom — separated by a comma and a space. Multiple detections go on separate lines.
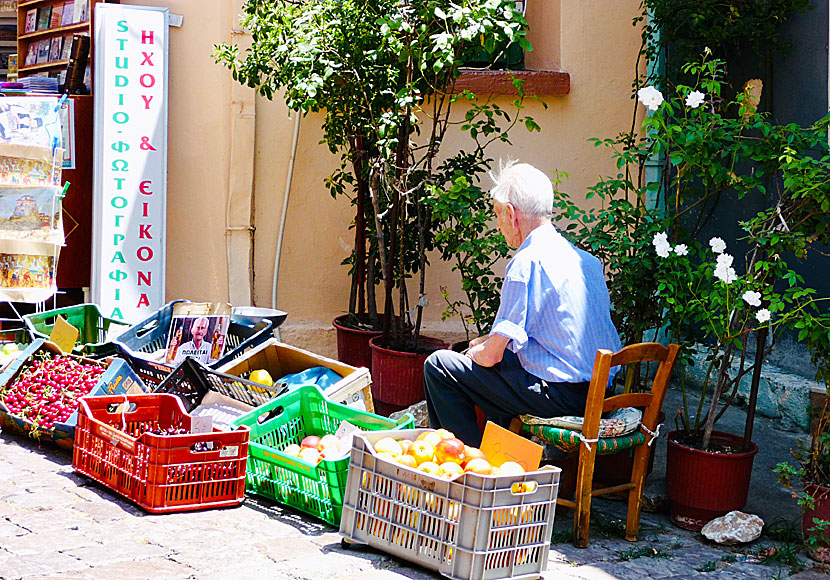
489, 160, 553, 219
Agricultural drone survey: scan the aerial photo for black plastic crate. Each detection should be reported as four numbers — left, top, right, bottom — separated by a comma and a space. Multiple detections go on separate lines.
112, 300, 273, 383
153, 357, 286, 413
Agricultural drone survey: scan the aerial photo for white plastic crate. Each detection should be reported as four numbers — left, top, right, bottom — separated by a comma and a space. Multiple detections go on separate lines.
339, 429, 560, 580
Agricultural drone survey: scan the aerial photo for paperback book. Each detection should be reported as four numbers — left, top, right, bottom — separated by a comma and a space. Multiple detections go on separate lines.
35, 6, 52, 31
36, 40, 51, 65
61, 2, 75, 27
50, 5, 64, 29
49, 37, 62, 63
24, 9, 37, 34
73, 0, 88, 24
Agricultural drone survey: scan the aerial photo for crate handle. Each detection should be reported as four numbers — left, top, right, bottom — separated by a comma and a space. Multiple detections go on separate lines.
189, 440, 223, 453
257, 405, 284, 424
510, 481, 538, 495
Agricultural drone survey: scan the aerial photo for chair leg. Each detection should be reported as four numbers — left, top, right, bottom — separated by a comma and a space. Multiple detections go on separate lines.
625, 444, 650, 542
572, 446, 597, 548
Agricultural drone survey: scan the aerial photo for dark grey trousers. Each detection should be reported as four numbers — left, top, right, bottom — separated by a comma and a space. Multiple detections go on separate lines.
423, 348, 591, 447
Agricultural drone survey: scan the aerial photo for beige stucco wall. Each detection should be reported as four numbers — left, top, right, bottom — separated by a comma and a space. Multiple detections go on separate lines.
120, 0, 643, 357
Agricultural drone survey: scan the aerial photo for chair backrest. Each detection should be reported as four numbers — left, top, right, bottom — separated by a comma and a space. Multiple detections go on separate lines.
581, 343, 680, 441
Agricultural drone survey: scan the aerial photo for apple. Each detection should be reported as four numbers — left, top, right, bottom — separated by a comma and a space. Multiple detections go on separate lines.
301, 435, 322, 449
463, 457, 493, 475
461, 446, 488, 468
398, 439, 412, 455
283, 444, 302, 457
434, 437, 466, 465
317, 434, 340, 452
395, 454, 418, 468
439, 462, 464, 479
497, 461, 525, 476
374, 437, 403, 458
298, 447, 321, 464
417, 430, 442, 448
375, 452, 396, 463
434, 428, 455, 440
417, 461, 442, 476
406, 440, 435, 465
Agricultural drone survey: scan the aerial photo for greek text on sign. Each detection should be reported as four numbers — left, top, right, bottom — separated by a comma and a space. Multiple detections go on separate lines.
92, 5, 168, 323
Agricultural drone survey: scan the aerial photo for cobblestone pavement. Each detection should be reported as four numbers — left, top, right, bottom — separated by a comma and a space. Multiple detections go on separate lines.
1, 426, 829, 580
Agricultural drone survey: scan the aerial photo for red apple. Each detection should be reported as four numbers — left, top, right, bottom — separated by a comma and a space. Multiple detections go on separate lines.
434, 437, 466, 465
301, 435, 322, 449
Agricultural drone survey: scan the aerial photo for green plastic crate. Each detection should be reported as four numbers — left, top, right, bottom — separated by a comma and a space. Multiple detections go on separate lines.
232, 385, 413, 526
23, 304, 130, 358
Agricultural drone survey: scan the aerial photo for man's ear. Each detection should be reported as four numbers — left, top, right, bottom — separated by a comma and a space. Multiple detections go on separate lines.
506, 203, 519, 227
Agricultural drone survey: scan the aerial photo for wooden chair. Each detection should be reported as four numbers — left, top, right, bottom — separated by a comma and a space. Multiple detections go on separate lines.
510, 342, 680, 548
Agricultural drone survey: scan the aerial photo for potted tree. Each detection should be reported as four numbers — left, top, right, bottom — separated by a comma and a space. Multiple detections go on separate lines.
215, 0, 537, 413
638, 58, 830, 530
777, 380, 830, 562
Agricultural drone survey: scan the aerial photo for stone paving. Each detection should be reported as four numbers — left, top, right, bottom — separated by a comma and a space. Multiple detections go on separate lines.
2, 422, 829, 580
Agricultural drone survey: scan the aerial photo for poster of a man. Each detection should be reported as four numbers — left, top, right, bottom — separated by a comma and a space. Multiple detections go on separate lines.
166, 314, 228, 365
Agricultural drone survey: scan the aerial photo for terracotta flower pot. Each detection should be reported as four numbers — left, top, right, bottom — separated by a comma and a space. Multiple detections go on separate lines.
369, 335, 447, 416
332, 314, 383, 370
666, 430, 758, 531
803, 482, 830, 563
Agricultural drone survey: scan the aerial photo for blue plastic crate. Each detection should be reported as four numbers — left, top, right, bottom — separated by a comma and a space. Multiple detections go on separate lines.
0, 339, 151, 449
113, 300, 273, 386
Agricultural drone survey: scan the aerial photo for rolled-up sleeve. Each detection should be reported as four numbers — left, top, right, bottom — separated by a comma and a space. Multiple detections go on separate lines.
491, 276, 529, 351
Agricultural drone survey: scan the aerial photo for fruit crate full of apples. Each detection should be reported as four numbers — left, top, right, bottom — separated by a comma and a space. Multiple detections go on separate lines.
72, 393, 250, 513
0, 339, 151, 449
339, 428, 561, 580
231, 384, 414, 526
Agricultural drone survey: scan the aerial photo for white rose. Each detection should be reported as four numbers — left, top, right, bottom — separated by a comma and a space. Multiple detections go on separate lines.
638, 86, 664, 111
673, 244, 689, 256
709, 237, 727, 254
742, 290, 762, 307
756, 308, 771, 323
685, 90, 705, 109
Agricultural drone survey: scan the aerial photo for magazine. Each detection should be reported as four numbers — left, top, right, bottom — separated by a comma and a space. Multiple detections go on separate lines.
73, 0, 88, 24
49, 37, 62, 62
24, 9, 37, 34
35, 6, 52, 31
36, 40, 51, 65
50, 5, 63, 29
61, 2, 75, 27
165, 302, 232, 366
61, 34, 73, 61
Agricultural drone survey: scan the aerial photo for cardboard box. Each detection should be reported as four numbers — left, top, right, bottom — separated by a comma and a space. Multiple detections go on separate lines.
216, 338, 374, 413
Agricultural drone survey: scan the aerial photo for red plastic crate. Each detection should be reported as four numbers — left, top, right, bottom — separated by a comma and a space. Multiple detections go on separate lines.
72, 393, 249, 513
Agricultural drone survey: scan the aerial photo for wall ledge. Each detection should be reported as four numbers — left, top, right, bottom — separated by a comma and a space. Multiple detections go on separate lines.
454, 69, 570, 96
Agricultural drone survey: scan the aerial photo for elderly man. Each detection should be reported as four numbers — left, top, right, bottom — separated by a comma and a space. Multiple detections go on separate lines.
175, 316, 212, 365
424, 161, 622, 447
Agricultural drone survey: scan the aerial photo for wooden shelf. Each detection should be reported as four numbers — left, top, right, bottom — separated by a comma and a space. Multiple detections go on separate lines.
19, 21, 87, 40
19, 58, 66, 72
19, 0, 58, 8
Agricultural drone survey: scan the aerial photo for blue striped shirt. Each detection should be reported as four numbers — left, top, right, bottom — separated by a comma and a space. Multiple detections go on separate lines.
491, 223, 622, 383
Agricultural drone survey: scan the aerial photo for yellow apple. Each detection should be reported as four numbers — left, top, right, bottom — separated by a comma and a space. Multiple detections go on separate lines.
374, 437, 403, 458
406, 440, 435, 465
417, 430, 442, 448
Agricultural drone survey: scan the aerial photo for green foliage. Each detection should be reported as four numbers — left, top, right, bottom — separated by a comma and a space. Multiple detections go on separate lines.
637, 0, 810, 88
215, 0, 535, 350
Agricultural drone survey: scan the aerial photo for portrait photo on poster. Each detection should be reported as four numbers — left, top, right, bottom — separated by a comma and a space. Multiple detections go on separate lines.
165, 313, 230, 366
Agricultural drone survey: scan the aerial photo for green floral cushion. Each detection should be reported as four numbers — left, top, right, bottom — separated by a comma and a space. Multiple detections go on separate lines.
519, 406, 642, 438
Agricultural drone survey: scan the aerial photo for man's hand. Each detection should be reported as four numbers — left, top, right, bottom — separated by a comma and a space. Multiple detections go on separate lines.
466, 334, 510, 367
468, 335, 488, 347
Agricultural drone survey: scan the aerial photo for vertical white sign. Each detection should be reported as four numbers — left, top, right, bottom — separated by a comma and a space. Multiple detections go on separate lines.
92, 5, 168, 322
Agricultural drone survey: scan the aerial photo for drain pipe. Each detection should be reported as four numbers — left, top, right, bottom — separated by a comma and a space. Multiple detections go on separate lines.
271, 112, 302, 322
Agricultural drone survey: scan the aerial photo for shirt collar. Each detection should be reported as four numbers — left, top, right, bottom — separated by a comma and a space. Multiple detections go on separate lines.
517, 222, 557, 252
